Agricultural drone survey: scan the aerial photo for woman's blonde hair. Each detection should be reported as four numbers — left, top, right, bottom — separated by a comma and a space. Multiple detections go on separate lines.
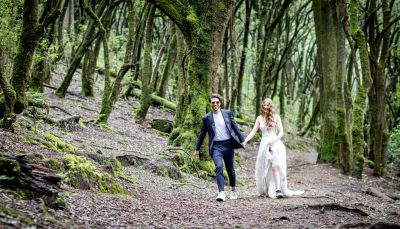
260, 98, 276, 128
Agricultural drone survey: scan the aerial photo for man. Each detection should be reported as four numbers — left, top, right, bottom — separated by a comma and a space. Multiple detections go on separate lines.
194, 93, 245, 201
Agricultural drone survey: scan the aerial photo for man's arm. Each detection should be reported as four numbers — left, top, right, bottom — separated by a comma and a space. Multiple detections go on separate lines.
194, 116, 207, 155
229, 111, 244, 143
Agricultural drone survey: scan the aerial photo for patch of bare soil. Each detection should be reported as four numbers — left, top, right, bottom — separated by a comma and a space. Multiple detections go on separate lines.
1, 71, 399, 228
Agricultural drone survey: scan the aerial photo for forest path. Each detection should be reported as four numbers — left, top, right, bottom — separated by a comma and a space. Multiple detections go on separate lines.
1, 72, 399, 228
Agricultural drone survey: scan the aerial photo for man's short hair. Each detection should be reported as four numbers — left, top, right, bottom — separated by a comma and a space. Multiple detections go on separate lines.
209, 93, 223, 103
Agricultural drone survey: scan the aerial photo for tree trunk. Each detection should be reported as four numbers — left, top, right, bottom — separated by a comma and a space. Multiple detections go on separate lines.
312, 0, 337, 163
124, 2, 149, 97
236, 0, 252, 115
157, 26, 177, 98
148, 0, 235, 150
349, 0, 373, 178
368, 0, 392, 177
56, 0, 109, 98
10, 0, 41, 114
135, 6, 155, 123
229, 12, 239, 114
172, 29, 186, 129
0, 46, 16, 129
335, 0, 352, 174
279, 70, 286, 119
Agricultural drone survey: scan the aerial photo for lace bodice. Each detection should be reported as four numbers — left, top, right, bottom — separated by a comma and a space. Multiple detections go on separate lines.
245, 115, 283, 143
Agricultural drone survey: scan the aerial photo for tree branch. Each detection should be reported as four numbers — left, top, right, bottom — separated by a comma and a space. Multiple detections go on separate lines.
146, 0, 188, 35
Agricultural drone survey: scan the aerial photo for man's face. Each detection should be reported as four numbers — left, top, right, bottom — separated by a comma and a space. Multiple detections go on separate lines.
210, 98, 221, 112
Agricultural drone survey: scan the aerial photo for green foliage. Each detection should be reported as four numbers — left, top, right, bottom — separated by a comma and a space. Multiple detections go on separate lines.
367, 160, 374, 169
387, 126, 400, 166
186, 9, 198, 25
0, 0, 23, 53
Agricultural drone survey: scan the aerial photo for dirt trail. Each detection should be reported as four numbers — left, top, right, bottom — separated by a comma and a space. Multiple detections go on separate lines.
1, 72, 399, 228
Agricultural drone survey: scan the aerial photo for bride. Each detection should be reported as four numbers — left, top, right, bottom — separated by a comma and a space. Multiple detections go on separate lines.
243, 98, 304, 198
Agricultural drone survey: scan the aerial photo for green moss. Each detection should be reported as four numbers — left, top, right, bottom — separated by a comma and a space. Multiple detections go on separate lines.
218, 2, 226, 11
43, 133, 76, 153
62, 154, 127, 194
106, 156, 124, 177
0, 203, 17, 218
44, 158, 63, 171
0, 157, 21, 177
41, 142, 61, 153
62, 154, 97, 189
20, 215, 34, 225
98, 174, 127, 194
25, 152, 44, 163
186, 9, 198, 25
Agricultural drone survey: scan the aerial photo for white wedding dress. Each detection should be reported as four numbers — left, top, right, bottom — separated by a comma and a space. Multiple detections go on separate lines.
245, 115, 304, 198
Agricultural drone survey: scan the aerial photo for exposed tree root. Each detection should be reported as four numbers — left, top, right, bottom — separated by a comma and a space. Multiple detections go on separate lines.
308, 203, 369, 216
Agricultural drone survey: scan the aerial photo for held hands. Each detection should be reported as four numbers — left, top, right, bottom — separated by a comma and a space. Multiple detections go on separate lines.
193, 150, 200, 160
241, 141, 247, 147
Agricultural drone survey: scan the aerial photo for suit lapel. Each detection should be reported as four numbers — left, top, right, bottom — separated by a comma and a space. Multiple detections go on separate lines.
221, 110, 231, 130
208, 112, 216, 133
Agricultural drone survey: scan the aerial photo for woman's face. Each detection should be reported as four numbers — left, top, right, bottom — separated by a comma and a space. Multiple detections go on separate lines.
262, 102, 271, 109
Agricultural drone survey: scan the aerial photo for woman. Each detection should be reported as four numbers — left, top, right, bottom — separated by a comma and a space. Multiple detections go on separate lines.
243, 98, 303, 198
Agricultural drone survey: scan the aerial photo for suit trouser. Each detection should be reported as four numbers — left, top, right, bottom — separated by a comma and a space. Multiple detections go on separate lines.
212, 139, 236, 191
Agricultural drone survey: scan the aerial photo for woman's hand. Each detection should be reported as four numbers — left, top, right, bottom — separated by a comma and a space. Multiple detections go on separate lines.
242, 141, 247, 147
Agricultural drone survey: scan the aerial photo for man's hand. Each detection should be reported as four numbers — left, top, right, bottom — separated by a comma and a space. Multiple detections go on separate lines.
194, 150, 200, 159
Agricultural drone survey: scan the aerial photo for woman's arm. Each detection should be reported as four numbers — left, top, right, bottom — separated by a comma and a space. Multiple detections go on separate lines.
244, 116, 260, 143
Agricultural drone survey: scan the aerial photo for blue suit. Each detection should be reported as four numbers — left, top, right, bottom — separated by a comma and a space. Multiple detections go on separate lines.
195, 109, 244, 191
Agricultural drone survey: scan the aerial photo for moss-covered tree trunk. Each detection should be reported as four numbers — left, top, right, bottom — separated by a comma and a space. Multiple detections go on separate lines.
236, 0, 252, 116
81, 47, 94, 96
367, 0, 392, 177
149, 0, 235, 150
124, 2, 149, 98
0, 45, 16, 129
135, 6, 155, 123
335, 0, 352, 174
229, 11, 238, 114
10, 0, 41, 114
150, 22, 171, 91
349, 0, 373, 178
157, 26, 177, 98
312, 0, 337, 163
56, 0, 108, 98
95, 0, 139, 124
172, 29, 186, 129
279, 69, 286, 119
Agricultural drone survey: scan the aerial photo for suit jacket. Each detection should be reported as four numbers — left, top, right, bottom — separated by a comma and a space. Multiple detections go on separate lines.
195, 109, 244, 156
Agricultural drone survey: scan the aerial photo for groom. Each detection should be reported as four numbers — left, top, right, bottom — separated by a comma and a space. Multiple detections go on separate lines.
194, 93, 245, 201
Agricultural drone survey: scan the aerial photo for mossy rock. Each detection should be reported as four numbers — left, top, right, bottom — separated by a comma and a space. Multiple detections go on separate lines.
172, 149, 215, 180
154, 164, 182, 180
151, 119, 173, 133
0, 157, 21, 177
62, 154, 127, 195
